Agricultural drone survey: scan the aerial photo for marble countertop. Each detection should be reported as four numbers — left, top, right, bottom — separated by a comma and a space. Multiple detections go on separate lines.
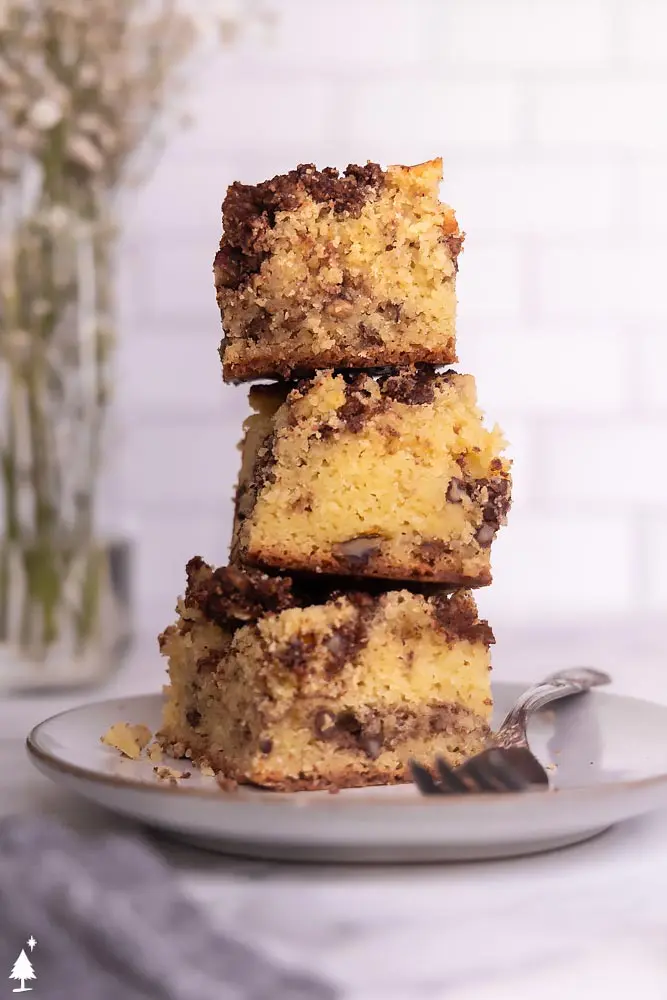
3, 621, 667, 998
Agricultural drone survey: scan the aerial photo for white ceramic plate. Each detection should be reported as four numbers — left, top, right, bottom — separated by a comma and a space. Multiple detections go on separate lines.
27, 683, 667, 862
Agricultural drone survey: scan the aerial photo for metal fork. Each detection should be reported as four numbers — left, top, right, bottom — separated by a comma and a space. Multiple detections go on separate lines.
410, 667, 611, 795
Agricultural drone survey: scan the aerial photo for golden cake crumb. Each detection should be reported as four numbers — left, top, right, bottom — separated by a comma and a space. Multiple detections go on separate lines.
146, 742, 164, 762
153, 765, 186, 784
101, 722, 152, 760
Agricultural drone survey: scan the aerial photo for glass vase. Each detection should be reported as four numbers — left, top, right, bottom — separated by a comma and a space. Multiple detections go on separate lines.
0, 536, 132, 691
0, 203, 131, 691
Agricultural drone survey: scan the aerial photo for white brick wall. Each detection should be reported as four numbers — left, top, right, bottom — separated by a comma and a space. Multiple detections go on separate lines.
430, 0, 612, 70
478, 512, 635, 619
458, 326, 629, 416
446, 158, 620, 235
541, 420, 667, 505
349, 80, 522, 150
618, 0, 667, 67
638, 332, 667, 412
457, 238, 525, 321
646, 517, 667, 610
115, 0, 667, 636
534, 81, 667, 151
261, 0, 423, 71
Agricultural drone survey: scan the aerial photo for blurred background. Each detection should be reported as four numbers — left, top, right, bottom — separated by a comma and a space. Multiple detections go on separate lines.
2, 0, 666, 688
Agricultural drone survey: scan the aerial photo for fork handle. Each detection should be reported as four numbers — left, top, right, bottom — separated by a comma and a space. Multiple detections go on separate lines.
494, 667, 611, 750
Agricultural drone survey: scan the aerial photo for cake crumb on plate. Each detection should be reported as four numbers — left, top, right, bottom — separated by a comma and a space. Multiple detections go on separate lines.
146, 742, 163, 762
153, 765, 186, 785
100, 722, 152, 760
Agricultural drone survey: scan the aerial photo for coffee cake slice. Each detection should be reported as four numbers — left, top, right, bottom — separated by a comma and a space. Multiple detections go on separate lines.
158, 558, 493, 791
232, 368, 511, 586
215, 158, 462, 381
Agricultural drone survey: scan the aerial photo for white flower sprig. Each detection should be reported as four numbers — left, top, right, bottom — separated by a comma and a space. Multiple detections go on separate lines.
0, 0, 268, 196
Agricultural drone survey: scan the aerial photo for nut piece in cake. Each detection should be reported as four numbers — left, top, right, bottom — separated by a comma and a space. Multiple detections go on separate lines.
215, 158, 462, 381
158, 558, 494, 791
232, 368, 511, 587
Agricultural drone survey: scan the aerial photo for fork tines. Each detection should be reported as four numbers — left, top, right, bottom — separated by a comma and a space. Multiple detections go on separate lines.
410, 749, 536, 796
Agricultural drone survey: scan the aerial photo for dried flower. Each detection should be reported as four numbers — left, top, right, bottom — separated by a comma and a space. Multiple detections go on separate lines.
0, 329, 33, 368
78, 64, 99, 88
0, 0, 271, 659
38, 205, 71, 230
0, 59, 20, 90
0, 0, 270, 193
66, 135, 104, 173
28, 98, 64, 131
30, 299, 50, 318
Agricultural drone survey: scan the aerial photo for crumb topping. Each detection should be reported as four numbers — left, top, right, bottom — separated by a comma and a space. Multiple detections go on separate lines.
331, 367, 457, 432
379, 365, 446, 405
215, 162, 385, 290
184, 556, 298, 631
431, 591, 495, 646
176, 558, 493, 651
274, 595, 375, 677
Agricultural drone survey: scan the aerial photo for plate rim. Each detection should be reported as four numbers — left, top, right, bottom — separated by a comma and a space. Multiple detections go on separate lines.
26, 688, 667, 809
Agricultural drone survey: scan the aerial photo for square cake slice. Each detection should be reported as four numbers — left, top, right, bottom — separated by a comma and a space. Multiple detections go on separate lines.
158, 559, 494, 791
232, 368, 511, 586
214, 158, 462, 382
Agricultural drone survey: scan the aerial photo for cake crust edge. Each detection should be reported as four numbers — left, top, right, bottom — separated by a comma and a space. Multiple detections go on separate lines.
221, 343, 459, 383
234, 542, 493, 588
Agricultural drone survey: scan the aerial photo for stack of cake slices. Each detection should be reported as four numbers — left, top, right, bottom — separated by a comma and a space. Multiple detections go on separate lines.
158, 158, 511, 791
